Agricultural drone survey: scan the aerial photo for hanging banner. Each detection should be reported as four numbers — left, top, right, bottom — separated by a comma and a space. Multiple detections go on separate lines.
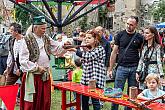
16, 0, 26, 3
76, 0, 106, 5
0, 85, 19, 110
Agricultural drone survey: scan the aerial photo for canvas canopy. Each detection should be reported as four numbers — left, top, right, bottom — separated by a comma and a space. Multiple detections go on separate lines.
156, 22, 165, 28
16, 0, 106, 5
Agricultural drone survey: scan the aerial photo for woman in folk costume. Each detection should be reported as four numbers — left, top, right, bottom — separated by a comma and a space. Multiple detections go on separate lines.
19, 16, 69, 110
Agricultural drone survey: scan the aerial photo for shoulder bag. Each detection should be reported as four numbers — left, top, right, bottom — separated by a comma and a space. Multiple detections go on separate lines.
138, 47, 154, 82
112, 32, 138, 79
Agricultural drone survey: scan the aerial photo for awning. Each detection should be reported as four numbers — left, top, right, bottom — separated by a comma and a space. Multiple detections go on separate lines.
16, 0, 107, 5
75, 0, 107, 5
156, 22, 165, 28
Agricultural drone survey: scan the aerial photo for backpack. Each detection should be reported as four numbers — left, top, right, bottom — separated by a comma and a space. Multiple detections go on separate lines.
0, 33, 11, 56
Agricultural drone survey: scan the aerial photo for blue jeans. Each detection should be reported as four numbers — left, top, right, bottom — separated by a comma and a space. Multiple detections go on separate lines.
0, 56, 7, 75
70, 92, 82, 110
111, 66, 138, 110
82, 95, 100, 110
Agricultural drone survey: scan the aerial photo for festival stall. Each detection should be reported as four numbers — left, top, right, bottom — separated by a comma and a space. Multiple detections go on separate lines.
156, 22, 165, 28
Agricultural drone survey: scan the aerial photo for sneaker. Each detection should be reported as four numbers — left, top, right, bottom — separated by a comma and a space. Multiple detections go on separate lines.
16, 97, 20, 106
70, 107, 75, 110
100, 101, 104, 108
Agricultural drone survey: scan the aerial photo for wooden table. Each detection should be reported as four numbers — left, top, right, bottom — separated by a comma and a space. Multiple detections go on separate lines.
53, 82, 165, 110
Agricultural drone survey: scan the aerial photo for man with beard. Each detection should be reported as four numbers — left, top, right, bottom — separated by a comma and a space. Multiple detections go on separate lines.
108, 16, 144, 110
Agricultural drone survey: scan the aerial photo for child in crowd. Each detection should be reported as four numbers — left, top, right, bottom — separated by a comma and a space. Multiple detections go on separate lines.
56, 34, 63, 43
71, 58, 82, 110
65, 29, 106, 110
72, 58, 83, 84
137, 73, 165, 103
160, 78, 165, 91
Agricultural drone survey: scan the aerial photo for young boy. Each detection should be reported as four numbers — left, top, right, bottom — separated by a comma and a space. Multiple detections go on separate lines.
137, 73, 165, 103
72, 58, 82, 84
71, 58, 82, 110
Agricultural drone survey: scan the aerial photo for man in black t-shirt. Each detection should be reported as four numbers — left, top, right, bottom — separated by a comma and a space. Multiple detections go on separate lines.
108, 16, 144, 110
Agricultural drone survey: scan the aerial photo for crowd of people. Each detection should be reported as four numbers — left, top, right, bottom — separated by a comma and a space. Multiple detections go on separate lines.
0, 15, 165, 110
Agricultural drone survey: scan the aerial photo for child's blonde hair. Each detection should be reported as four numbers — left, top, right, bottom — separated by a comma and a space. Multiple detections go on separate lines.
145, 73, 161, 87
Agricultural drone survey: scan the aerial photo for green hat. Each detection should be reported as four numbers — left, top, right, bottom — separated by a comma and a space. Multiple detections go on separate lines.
33, 16, 46, 25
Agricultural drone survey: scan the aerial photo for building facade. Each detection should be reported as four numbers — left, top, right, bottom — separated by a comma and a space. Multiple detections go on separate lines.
112, 0, 158, 32
0, 0, 14, 33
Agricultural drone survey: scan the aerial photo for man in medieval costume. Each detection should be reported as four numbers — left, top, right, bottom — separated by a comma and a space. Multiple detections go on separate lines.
19, 16, 68, 110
